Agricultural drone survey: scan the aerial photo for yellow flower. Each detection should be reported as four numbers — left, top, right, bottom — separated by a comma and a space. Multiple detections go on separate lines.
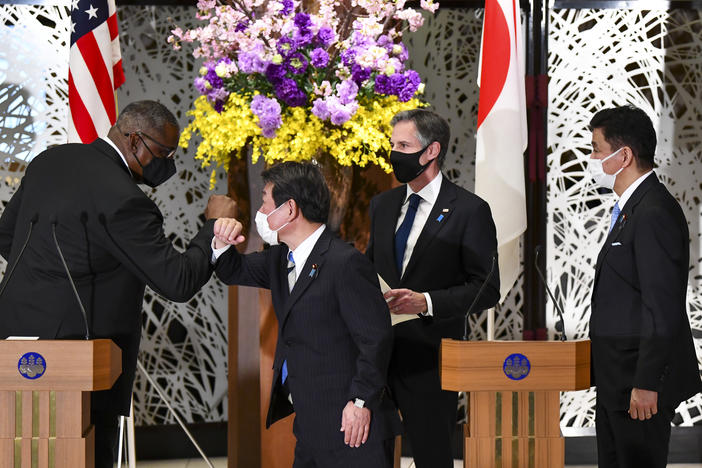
180, 94, 426, 188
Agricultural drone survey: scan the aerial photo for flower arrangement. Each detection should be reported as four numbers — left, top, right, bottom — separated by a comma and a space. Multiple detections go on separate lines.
170, 0, 439, 187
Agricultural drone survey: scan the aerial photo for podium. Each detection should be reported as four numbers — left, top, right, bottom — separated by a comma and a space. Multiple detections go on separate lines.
440, 339, 591, 468
0, 339, 121, 468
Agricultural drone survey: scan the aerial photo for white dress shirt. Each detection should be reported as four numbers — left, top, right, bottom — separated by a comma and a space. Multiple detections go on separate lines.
287, 224, 326, 279
617, 170, 653, 210
395, 172, 443, 316
102, 137, 132, 176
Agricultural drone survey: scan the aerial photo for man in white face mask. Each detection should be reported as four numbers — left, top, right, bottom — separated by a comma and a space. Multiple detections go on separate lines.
210, 161, 401, 467
587, 105, 701, 468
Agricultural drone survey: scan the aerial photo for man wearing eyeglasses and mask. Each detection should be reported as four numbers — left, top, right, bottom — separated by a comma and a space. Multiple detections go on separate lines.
587, 105, 701, 468
0, 100, 237, 467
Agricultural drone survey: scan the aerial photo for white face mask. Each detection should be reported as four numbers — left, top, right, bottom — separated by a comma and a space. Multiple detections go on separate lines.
254, 202, 290, 246
588, 147, 625, 190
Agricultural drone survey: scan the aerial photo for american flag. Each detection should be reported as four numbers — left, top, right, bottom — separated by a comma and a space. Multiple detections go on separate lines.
68, 0, 125, 143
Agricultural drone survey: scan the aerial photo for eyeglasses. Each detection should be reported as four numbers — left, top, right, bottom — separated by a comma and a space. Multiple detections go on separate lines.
122, 129, 177, 160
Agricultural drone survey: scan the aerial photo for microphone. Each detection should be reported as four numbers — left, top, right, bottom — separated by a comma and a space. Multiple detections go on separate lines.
534, 245, 567, 341
462, 251, 497, 341
0, 213, 38, 300
50, 215, 90, 340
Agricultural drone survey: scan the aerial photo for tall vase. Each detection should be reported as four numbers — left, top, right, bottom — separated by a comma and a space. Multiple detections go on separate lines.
316, 151, 353, 234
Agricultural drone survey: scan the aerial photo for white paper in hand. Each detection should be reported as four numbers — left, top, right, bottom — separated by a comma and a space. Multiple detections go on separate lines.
377, 274, 420, 326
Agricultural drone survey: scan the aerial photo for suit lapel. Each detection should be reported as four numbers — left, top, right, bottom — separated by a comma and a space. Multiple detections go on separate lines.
594, 173, 659, 285
402, 178, 456, 281
377, 188, 406, 286
279, 229, 331, 329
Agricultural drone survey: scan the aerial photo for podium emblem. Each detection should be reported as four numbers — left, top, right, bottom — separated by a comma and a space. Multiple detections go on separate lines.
503, 353, 530, 380
18, 352, 46, 380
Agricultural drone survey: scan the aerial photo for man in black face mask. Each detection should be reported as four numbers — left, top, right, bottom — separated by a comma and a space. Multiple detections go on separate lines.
366, 108, 500, 468
0, 100, 237, 467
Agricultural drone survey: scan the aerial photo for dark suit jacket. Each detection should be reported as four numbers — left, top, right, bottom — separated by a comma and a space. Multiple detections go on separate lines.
366, 177, 500, 386
215, 228, 400, 450
0, 138, 215, 414
590, 172, 702, 410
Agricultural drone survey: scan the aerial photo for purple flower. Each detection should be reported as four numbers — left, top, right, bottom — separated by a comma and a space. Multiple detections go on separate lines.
265, 63, 287, 83
250, 95, 282, 138
389, 73, 405, 94
351, 64, 371, 83
293, 27, 314, 47
374, 74, 391, 95
194, 77, 208, 94
336, 80, 358, 105
394, 42, 409, 61
205, 67, 223, 89
235, 20, 248, 32
398, 70, 421, 102
280, 0, 293, 16
311, 98, 330, 120
214, 100, 225, 112
275, 78, 307, 107
238, 51, 268, 74
277, 36, 297, 57
340, 48, 357, 67
316, 27, 334, 47
310, 48, 329, 68
377, 34, 393, 49
285, 52, 308, 75
294, 12, 311, 29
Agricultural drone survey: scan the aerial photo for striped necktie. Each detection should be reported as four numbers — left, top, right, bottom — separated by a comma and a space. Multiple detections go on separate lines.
282, 251, 295, 385
609, 202, 621, 233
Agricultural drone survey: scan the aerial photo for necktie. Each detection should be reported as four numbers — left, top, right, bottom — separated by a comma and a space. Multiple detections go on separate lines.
395, 193, 422, 275
287, 251, 296, 292
282, 250, 295, 385
609, 202, 621, 233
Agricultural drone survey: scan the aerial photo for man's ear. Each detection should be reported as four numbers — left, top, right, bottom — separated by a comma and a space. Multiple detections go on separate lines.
426, 141, 440, 161
622, 146, 635, 168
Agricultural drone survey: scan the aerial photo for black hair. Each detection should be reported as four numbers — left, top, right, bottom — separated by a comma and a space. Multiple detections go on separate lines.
261, 161, 330, 224
589, 105, 656, 170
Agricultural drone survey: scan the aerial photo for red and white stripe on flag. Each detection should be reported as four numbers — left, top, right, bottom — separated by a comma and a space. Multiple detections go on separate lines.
68, 0, 125, 143
475, 0, 528, 299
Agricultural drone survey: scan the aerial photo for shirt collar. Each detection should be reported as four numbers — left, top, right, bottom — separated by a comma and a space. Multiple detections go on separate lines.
102, 136, 132, 176
289, 224, 326, 271
404, 171, 442, 205
618, 170, 653, 209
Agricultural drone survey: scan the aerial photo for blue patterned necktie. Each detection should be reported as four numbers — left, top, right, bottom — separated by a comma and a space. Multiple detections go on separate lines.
395, 193, 422, 274
609, 202, 621, 233
282, 251, 295, 385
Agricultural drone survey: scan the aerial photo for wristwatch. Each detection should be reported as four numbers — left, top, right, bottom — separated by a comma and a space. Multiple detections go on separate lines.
354, 398, 365, 408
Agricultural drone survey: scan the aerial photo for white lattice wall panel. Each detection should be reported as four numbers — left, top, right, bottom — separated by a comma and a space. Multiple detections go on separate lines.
0, 5, 69, 163
549, 8, 702, 429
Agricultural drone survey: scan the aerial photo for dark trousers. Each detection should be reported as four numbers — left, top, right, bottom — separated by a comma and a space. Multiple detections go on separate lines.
91, 408, 120, 468
391, 372, 457, 468
292, 437, 394, 468
596, 402, 674, 468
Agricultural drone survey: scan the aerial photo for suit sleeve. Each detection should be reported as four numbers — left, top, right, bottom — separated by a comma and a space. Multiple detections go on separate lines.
0, 181, 23, 259
336, 250, 392, 411
101, 193, 215, 302
632, 204, 689, 391
428, 200, 501, 319
214, 245, 272, 289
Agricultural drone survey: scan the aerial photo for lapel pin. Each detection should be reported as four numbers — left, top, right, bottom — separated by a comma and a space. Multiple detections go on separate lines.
442, 208, 449, 212
436, 214, 444, 222
309, 264, 319, 278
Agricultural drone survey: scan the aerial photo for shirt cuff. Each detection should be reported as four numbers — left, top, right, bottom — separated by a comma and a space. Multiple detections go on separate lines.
211, 237, 232, 263
422, 292, 433, 316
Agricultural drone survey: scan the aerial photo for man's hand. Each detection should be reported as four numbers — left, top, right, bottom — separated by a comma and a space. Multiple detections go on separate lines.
629, 388, 658, 420
384, 288, 427, 315
340, 401, 371, 448
213, 218, 246, 248
205, 194, 238, 220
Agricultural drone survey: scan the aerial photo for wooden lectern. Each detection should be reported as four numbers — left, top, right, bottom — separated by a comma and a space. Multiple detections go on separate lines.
0, 339, 121, 468
440, 339, 591, 468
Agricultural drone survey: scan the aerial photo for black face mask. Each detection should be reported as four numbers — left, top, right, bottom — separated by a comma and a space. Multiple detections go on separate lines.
134, 153, 176, 187
389, 144, 432, 183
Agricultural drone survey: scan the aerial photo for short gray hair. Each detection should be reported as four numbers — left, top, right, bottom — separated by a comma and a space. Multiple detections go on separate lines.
116, 100, 179, 134
391, 109, 450, 167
